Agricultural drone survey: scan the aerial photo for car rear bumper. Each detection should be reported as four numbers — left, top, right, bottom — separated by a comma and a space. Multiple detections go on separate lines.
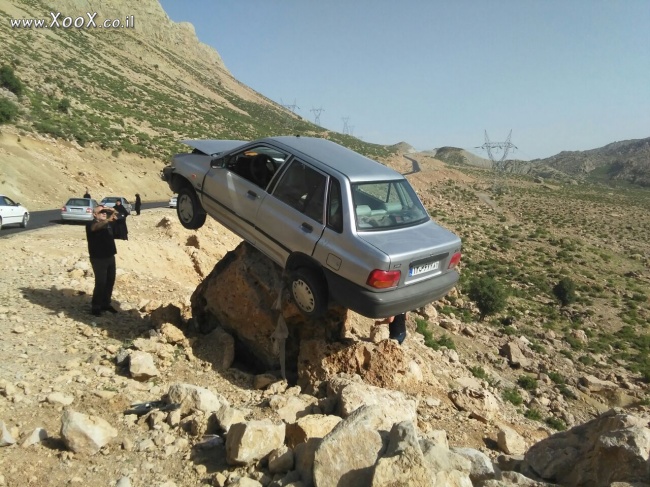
61, 212, 93, 221
324, 268, 459, 319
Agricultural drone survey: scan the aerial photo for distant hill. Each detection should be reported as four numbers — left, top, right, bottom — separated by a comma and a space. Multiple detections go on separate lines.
531, 138, 650, 187
425, 139, 650, 187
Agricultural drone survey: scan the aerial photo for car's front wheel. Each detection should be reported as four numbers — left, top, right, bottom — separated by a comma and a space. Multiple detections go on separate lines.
289, 267, 328, 318
177, 186, 206, 230
20, 213, 28, 228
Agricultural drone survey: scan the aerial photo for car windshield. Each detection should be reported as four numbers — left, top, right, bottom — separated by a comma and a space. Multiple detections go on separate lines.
102, 197, 118, 203
352, 180, 429, 230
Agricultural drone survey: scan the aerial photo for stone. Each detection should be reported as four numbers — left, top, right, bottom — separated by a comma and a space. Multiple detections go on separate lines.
225, 419, 285, 466
60, 410, 118, 455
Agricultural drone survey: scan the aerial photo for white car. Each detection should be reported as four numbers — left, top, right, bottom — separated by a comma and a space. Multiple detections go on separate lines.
0, 195, 29, 230
169, 195, 177, 208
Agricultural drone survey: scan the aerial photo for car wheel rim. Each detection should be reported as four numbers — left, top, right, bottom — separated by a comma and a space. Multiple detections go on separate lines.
178, 195, 193, 223
292, 279, 315, 313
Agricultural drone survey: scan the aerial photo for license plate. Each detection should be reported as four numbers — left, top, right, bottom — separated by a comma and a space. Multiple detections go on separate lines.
409, 261, 440, 276
72, 208, 82, 212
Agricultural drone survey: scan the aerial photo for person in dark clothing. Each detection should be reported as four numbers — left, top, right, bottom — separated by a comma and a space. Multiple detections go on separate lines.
112, 200, 129, 240
374, 313, 407, 344
86, 206, 118, 316
83, 188, 91, 198
134, 194, 142, 216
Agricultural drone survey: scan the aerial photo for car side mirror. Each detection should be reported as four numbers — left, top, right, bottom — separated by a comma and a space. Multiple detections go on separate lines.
210, 157, 224, 168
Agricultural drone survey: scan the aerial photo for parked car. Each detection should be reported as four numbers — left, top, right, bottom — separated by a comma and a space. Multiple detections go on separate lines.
162, 136, 462, 318
0, 195, 29, 230
169, 194, 178, 208
61, 197, 99, 222
100, 196, 132, 214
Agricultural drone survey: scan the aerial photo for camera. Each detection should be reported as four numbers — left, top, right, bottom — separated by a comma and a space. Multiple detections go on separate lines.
99, 208, 113, 215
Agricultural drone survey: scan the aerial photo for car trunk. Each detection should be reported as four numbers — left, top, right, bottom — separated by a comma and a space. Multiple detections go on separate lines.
357, 221, 461, 286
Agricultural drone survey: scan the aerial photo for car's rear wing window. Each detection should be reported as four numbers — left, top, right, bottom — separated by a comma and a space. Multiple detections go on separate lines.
352, 180, 429, 230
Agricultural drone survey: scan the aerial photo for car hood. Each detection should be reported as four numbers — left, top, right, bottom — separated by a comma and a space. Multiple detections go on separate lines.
357, 220, 461, 266
181, 139, 247, 156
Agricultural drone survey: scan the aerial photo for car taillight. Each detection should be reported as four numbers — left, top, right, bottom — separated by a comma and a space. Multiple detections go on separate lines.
367, 269, 401, 289
86, 208, 92, 213
448, 252, 462, 269
61, 207, 66, 212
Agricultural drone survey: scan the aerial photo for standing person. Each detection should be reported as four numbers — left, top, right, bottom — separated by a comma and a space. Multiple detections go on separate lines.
374, 313, 407, 344
112, 200, 129, 240
134, 193, 142, 216
83, 188, 91, 198
86, 206, 118, 316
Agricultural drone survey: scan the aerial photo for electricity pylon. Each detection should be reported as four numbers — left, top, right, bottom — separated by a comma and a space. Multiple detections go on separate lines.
479, 130, 517, 192
342, 117, 350, 135
310, 107, 324, 126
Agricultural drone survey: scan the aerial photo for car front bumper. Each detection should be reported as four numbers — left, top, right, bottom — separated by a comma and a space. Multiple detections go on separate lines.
324, 268, 460, 319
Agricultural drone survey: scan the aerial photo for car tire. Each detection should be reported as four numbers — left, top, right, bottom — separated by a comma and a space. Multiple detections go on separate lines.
0, 216, 3, 230
289, 267, 328, 318
177, 186, 206, 230
20, 213, 28, 228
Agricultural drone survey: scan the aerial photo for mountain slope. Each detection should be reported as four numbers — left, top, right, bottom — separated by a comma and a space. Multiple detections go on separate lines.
0, 0, 392, 163
534, 137, 650, 187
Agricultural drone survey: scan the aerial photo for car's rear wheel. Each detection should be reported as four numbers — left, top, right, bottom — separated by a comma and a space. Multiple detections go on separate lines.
289, 267, 328, 318
20, 213, 28, 228
177, 186, 206, 230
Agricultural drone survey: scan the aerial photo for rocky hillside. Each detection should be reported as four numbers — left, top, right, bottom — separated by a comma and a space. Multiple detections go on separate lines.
535, 137, 650, 187
0, 0, 393, 205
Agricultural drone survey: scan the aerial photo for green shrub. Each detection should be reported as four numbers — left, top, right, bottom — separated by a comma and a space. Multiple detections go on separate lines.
525, 408, 543, 421
502, 387, 523, 406
467, 276, 508, 320
0, 98, 19, 124
545, 417, 567, 431
0, 65, 23, 96
548, 371, 565, 384
553, 277, 576, 306
57, 98, 71, 113
517, 375, 538, 390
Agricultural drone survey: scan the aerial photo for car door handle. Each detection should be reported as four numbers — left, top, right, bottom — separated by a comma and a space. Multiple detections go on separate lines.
301, 222, 313, 233
247, 190, 258, 199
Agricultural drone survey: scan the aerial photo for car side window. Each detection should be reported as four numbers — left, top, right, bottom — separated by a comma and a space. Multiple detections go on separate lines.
3, 197, 14, 206
0, 197, 6, 206
225, 145, 288, 189
327, 178, 343, 233
274, 160, 327, 223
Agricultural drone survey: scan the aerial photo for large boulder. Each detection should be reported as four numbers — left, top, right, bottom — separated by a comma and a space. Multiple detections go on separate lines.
524, 408, 650, 486
190, 242, 347, 372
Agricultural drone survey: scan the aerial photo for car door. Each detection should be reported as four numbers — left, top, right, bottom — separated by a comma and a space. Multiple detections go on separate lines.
254, 159, 327, 266
1, 196, 19, 224
201, 145, 289, 244
201, 158, 264, 244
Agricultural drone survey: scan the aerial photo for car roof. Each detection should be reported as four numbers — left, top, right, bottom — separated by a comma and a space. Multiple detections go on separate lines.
181, 139, 248, 156
259, 136, 401, 183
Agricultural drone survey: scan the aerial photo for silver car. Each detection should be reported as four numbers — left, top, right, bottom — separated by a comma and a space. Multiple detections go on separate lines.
100, 196, 132, 214
162, 136, 462, 318
61, 197, 99, 222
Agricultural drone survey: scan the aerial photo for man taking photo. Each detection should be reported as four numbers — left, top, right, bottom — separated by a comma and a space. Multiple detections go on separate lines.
86, 205, 119, 316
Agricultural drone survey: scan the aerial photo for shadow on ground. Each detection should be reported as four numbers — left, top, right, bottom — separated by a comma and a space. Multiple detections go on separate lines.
20, 286, 152, 343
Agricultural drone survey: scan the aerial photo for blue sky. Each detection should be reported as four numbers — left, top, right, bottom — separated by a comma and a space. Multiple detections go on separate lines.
159, 0, 650, 160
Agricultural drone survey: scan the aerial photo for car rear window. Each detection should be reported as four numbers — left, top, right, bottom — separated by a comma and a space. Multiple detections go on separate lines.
352, 180, 429, 230
66, 199, 90, 206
